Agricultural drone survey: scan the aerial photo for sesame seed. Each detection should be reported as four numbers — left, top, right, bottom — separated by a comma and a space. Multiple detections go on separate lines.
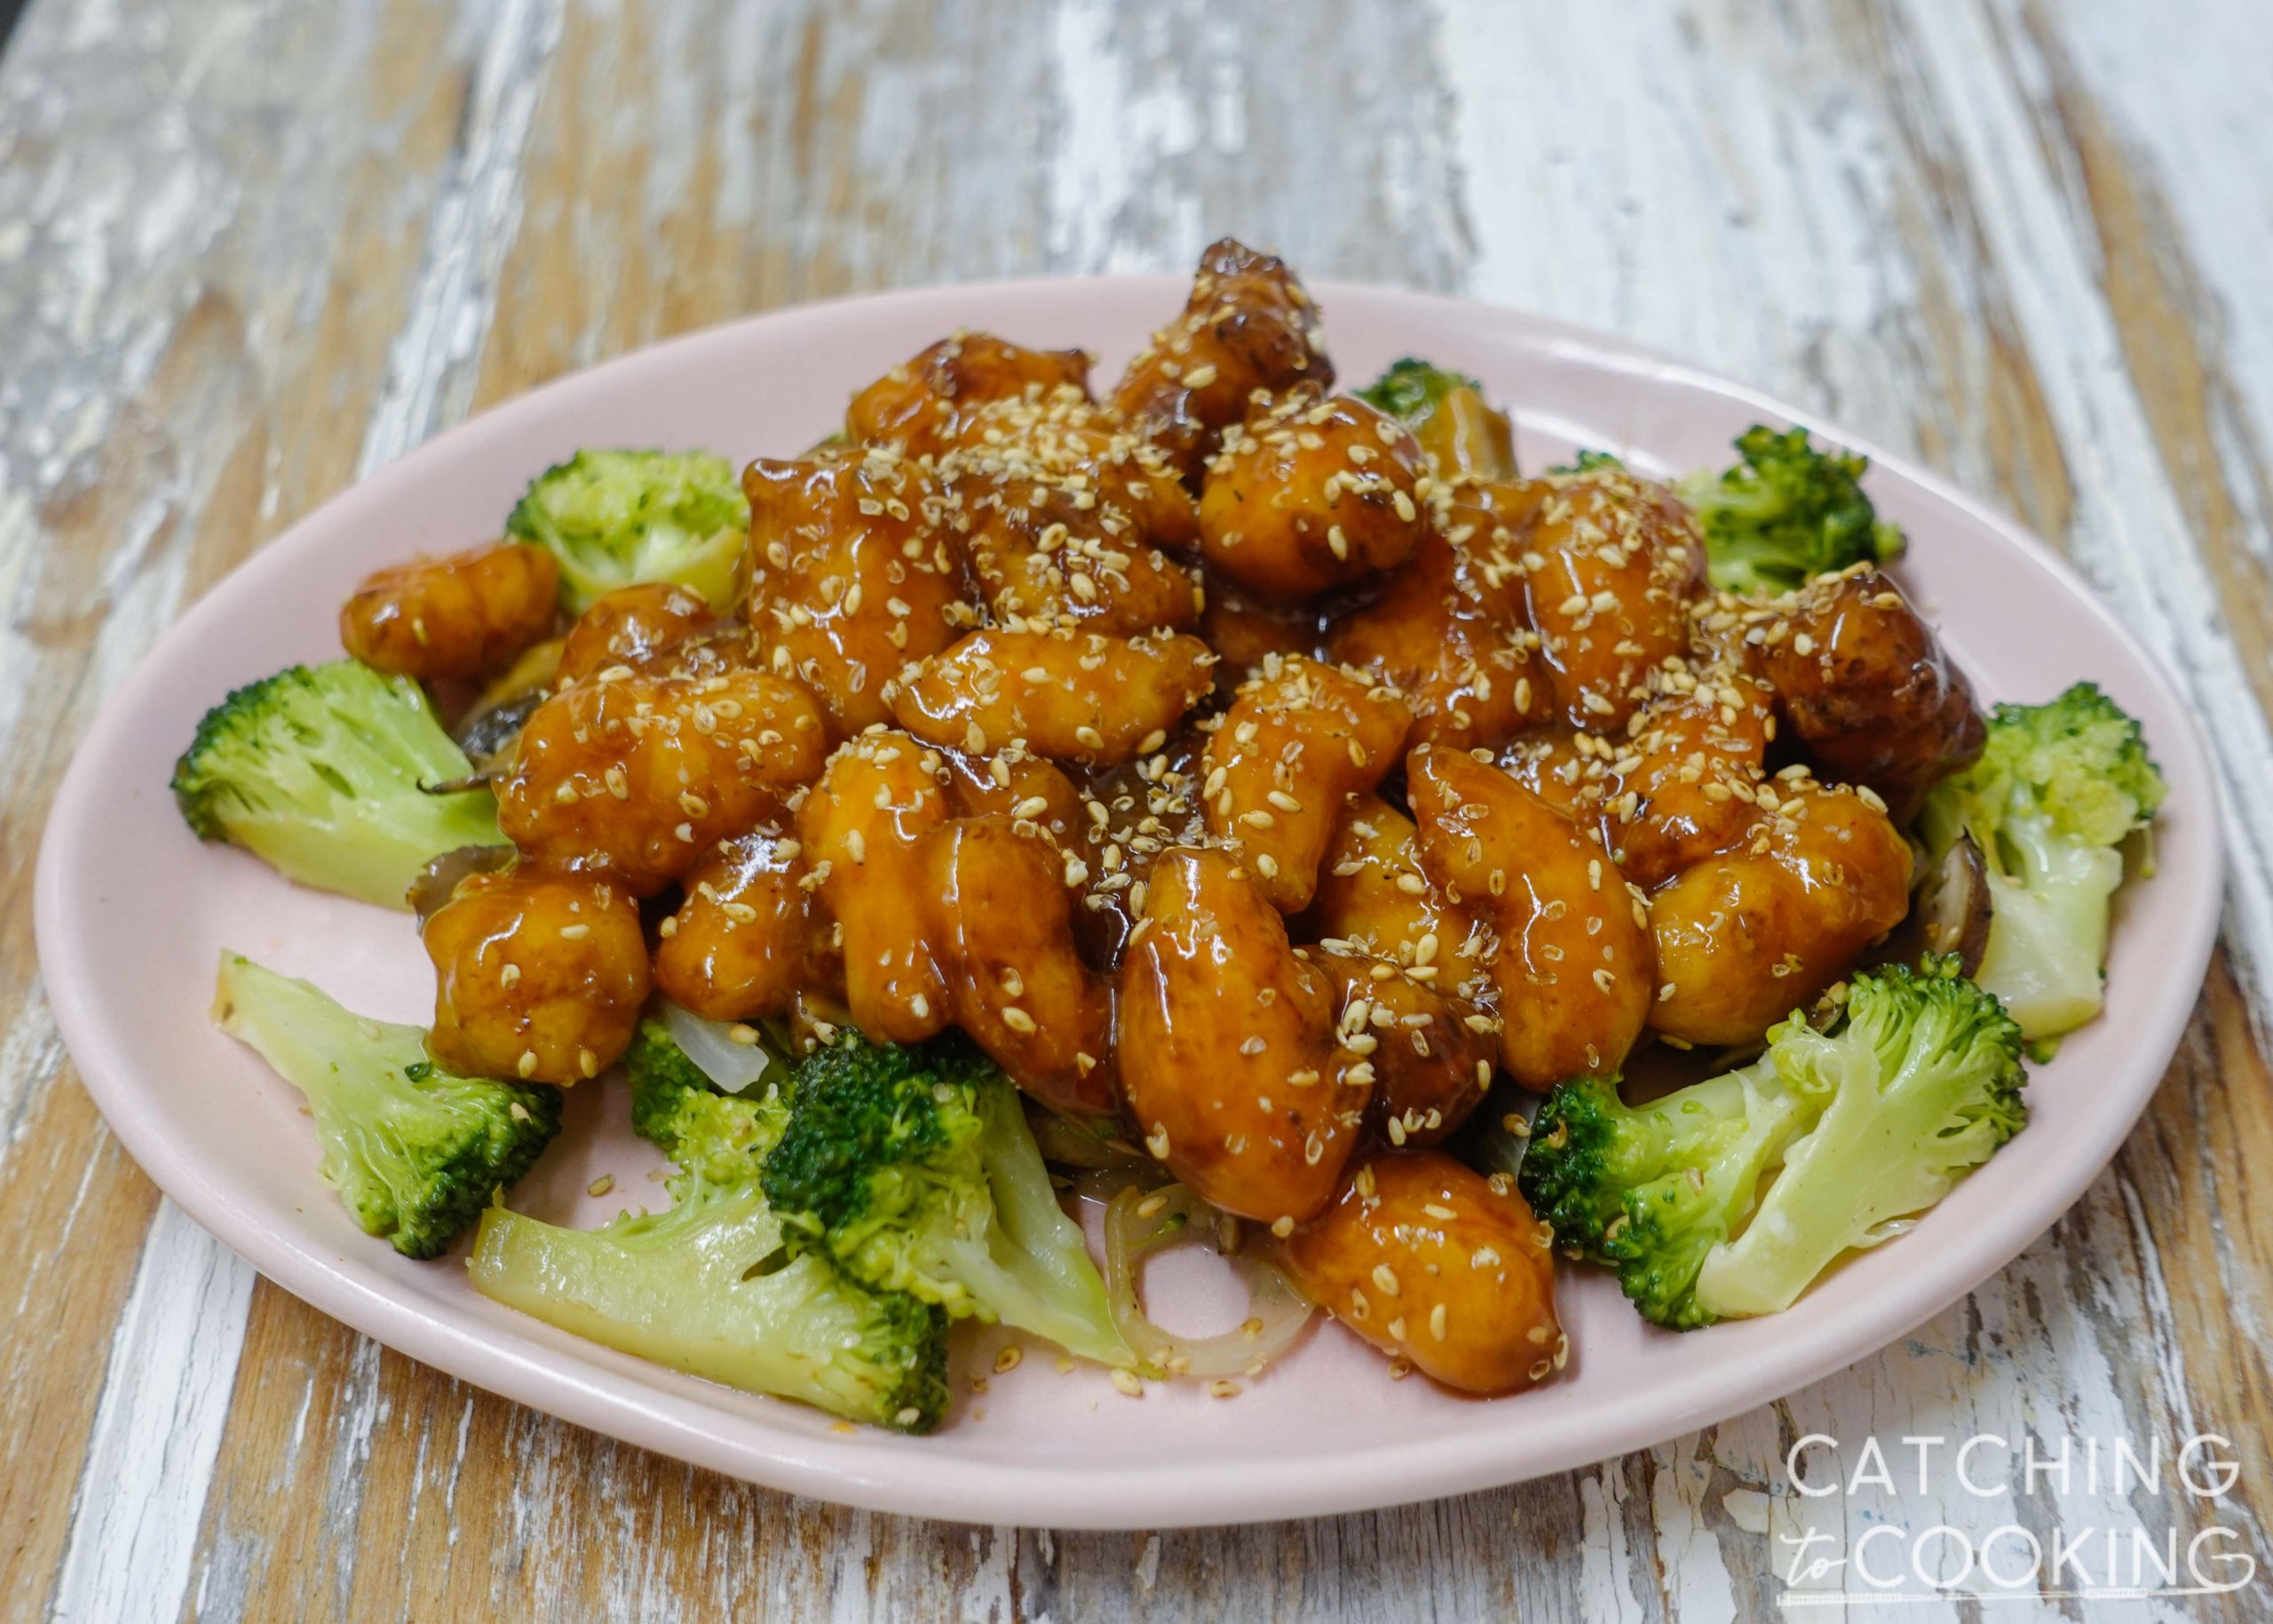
1111, 1368, 1144, 1397
995, 1345, 1024, 1374
517, 1050, 538, 1078
1371, 1264, 1401, 1297
587, 1174, 615, 1198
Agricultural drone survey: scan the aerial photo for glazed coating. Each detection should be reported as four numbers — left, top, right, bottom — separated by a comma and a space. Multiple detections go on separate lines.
796, 730, 953, 1044
846, 332, 1092, 461
497, 667, 826, 892
945, 392, 1200, 555
936, 744, 1085, 849
1318, 955, 1497, 1149
653, 827, 837, 1021
922, 816, 1114, 1118
1649, 773, 1913, 1046
1201, 655, 1412, 912
1116, 847, 1369, 1224
1065, 734, 1211, 968
424, 865, 648, 1085
1277, 1151, 1562, 1395
1408, 746, 1654, 1089
1326, 483, 1552, 751
1198, 392, 1429, 602
1301, 793, 1475, 978
1198, 576, 1319, 697
1604, 663, 1775, 889
1738, 566, 1985, 819
1111, 238, 1333, 477
340, 542, 559, 682
950, 463, 1200, 636
1500, 729, 1610, 824
888, 627, 1214, 764
743, 449, 969, 737
554, 582, 717, 686
1523, 471, 1707, 732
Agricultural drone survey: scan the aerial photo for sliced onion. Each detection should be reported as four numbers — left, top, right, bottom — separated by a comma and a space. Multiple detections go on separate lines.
661, 1000, 780, 1094
1103, 1184, 1315, 1381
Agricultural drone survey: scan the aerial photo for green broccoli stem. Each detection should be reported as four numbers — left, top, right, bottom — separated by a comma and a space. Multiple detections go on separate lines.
469, 1180, 950, 1432
214, 953, 559, 1259
1975, 811, 2123, 1040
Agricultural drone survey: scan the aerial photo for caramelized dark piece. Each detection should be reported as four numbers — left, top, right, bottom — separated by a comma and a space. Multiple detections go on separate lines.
1199, 391, 1429, 602
340, 542, 559, 682
1747, 566, 1985, 819
1648, 775, 1913, 1046
1318, 953, 1496, 1149
743, 449, 967, 738
497, 667, 826, 892
1115, 847, 1368, 1224
846, 332, 1092, 460
1277, 1151, 1561, 1394
1111, 239, 1332, 477
424, 865, 648, 1085
1408, 746, 1654, 1089
653, 828, 838, 1021
1603, 665, 1775, 889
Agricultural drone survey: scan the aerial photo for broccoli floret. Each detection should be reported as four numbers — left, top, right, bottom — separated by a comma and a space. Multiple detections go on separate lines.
469, 1178, 951, 1432
625, 1017, 789, 1187
1917, 683, 2167, 1041
1518, 1061, 1818, 1329
506, 449, 748, 614
172, 661, 504, 909
761, 1027, 1129, 1366
212, 953, 559, 1258
1356, 358, 1518, 479
1675, 424, 1905, 598
1547, 448, 1626, 475
1691, 959, 2026, 1319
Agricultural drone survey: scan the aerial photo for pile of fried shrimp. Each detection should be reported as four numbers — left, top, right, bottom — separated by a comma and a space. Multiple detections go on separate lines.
335, 240, 1980, 1396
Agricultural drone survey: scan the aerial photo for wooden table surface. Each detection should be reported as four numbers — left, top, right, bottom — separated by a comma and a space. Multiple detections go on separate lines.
5, 1, 2270, 1618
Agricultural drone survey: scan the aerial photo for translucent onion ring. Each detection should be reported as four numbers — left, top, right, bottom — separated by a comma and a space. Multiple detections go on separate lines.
1102, 1183, 1315, 1381
660, 999, 779, 1094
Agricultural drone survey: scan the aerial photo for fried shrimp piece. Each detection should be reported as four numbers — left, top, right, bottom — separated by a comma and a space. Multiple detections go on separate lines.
1277, 1151, 1561, 1395
1317, 955, 1497, 1149
1303, 794, 1465, 967
1408, 745, 1653, 1089
1649, 773, 1913, 1047
340, 541, 559, 682
1198, 391, 1429, 602
1065, 733, 1211, 968
949, 460, 1200, 637
1198, 576, 1319, 696
1326, 484, 1552, 751
946, 392, 1200, 554
1115, 847, 1369, 1224
653, 827, 838, 1021
936, 743, 1085, 849
554, 582, 717, 686
743, 448, 968, 737
845, 332, 1092, 461
498, 667, 826, 891
887, 626, 1213, 764
922, 816, 1113, 1117
1524, 470, 1707, 732
796, 730, 953, 1043
1201, 656, 1412, 913
1111, 238, 1332, 477
424, 865, 648, 1085
1500, 728, 1611, 825
1603, 663, 1775, 889
1739, 566, 1985, 819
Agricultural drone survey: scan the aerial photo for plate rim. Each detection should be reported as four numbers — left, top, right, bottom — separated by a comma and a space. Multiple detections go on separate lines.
33, 273, 2226, 1528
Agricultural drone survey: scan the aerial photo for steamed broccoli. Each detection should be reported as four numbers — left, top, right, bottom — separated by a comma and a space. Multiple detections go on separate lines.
1675, 424, 1905, 598
1518, 1058, 1817, 1329
172, 661, 504, 909
506, 449, 748, 614
760, 1027, 1129, 1366
1692, 960, 2026, 1318
1547, 448, 1627, 475
470, 1179, 951, 1432
471, 1019, 951, 1432
1521, 960, 2026, 1327
1917, 683, 2167, 1042
213, 953, 559, 1258
625, 1016, 789, 1187
1356, 358, 1518, 479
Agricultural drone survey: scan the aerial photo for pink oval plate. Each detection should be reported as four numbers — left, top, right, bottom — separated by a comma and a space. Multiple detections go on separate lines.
35, 277, 2222, 1528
